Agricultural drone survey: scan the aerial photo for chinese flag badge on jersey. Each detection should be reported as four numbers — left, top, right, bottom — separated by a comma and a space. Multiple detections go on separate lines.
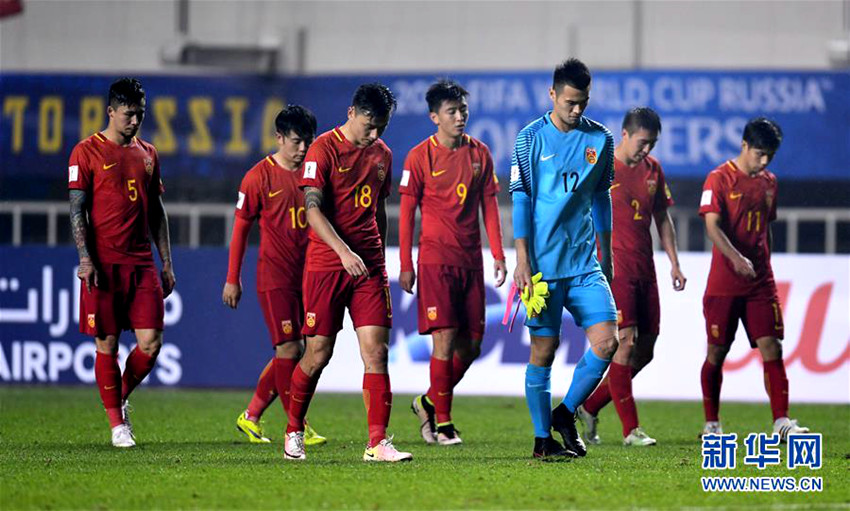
427, 307, 438, 321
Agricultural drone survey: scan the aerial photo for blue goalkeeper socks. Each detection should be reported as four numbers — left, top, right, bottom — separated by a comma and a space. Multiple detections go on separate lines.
562, 348, 611, 413
525, 363, 552, 438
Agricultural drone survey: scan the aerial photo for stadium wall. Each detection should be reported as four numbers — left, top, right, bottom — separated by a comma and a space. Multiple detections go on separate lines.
1, 247, 847, 404
0, 1, 845, 72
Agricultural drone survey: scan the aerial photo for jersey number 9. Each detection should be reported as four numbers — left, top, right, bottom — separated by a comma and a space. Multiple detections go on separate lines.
456, 183, 467, 205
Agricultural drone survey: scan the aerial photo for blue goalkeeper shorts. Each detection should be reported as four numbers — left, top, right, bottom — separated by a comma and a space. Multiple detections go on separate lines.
525, 270, 617, 336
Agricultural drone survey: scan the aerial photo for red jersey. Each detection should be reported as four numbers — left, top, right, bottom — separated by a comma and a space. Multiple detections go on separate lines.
236, 155, 308, 292
299, 127, 392, 271
400, 134, 500, 269
699, 160, 778, 297
68, 132, 164, 265
611, 155, 674, 281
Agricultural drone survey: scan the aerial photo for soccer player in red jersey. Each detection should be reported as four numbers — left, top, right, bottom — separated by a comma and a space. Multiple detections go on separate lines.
286, 83, 412, 462
68, 78, 175, 448
698, 117, 809, 440
399, 80, 506, 446
222, 105, 326, 447
577, 107, 686, 447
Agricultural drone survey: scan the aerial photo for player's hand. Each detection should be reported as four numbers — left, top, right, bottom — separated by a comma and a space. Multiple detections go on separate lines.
399, 270, 416, 294
732, 255, 756, 279
493, 259, 507, 288
161, 261, 176, 298
340, 249, 368, 278
671, 264, 687, 291
77, 257, 99, 293
222, 282, 242, 309
513, 260, 533, 296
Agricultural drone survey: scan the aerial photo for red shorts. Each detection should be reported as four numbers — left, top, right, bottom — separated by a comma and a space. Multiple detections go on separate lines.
703, 293, 784, 347
301, 266, 392, 337
79, 263, 164, 337
610, 277, 660, 336
258, 287, 303, 346
417, 264, 485, 340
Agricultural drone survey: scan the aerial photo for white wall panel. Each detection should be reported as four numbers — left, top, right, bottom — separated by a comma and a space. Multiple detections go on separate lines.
1, 0, 844, 72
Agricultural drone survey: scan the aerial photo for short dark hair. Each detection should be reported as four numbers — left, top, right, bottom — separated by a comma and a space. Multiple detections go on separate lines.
425, 79, 469, 113
622, 107, 662, 134
351, 83, 397, 119
552, 58, 592, 91
108, 77, 145, 108
742, 117, 783, 152
275, 105, 317, 141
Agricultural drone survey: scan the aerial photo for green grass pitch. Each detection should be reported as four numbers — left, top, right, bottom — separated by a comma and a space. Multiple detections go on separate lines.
1, 387, 848, 509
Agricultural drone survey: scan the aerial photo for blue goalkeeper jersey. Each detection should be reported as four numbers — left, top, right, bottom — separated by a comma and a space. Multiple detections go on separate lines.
509, 113, 614, 280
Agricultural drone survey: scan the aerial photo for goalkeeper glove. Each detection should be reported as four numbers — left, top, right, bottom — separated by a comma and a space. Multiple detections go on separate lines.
520, 272, 549, 318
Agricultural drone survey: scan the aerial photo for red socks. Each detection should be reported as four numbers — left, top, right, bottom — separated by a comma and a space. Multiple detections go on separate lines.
363, 373, 392, 447
701, 359, 723, 422
95, 352, 123, 428
247, 359, 278, 421
122, 347, 157, 401
608, 362, 639, 436
274, 357, 299, 413
286, 364, 320, 434
451, 354, 472, 388
582, 374, 612, 416
763, 359, 789, 420
426, 357, 453, 424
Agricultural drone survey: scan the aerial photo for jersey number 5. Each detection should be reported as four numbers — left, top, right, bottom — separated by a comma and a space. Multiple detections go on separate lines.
127, 179, 138, 202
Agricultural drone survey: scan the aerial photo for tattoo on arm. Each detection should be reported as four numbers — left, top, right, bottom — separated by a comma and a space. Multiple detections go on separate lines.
304, 187, 323, 210
69, 190, 90, 260
150, 196, 173, 264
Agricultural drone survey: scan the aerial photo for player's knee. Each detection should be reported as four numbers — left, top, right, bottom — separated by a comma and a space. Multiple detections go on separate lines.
95, 336, 119, 354
276, 341, 303, 360
757, 338, 783, 361
706, 344, 729, 365
455, 337, 482, 363
529, 341, 558, 367
596, 335, 619, 359
136, 331, 163, 356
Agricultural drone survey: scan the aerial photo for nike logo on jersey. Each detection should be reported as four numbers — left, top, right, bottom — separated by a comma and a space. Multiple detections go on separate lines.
431, 169, 447, 177
268, 189, 284, 198
338, 166, 352, 173
609, 183, 621, 191
729, 192, 743, 200
104, 385, 116, 390
540, 154, 556, 162
102, 162, 118, 170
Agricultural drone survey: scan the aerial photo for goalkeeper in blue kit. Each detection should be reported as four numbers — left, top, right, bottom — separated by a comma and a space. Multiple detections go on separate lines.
510, 58, 620, 460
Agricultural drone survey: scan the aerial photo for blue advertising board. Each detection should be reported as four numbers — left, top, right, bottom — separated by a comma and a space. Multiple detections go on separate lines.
1, 70, 848, 191
0, 247, 586, 388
